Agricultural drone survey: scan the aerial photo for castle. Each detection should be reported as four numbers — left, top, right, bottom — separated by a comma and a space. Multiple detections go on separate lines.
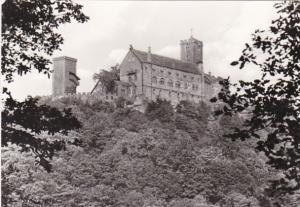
52, 36, 222, 107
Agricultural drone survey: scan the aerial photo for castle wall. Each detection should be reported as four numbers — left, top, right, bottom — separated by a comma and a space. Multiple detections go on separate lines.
52, 59, 65, 96
140, 63, 204, 105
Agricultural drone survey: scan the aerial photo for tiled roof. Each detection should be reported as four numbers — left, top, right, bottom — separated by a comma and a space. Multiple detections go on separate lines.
131, 49, 201, 75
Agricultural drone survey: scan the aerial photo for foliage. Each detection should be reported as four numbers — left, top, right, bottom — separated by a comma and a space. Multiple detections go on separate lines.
1, 0, 88, 171
2, 0, 89, 82
176, 100, 211, 124
145, 98, 174, 123
211, 1, 300, 195
175, 100, 211, 139
2, 96, 82, 172
93, 64, 120, 93
2, 98, 282, 206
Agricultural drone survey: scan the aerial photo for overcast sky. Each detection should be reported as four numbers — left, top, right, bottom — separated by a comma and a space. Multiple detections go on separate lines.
9, 1, 277, 100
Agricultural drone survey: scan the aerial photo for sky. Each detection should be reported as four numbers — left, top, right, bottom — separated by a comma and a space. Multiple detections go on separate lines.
8, 1, 277, 100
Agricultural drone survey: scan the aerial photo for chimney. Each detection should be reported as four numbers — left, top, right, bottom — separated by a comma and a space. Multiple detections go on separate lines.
129, 44, 133, 50
147, 46, 151, 62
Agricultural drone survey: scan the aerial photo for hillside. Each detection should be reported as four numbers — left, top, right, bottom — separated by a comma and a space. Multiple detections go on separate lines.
2, 96, 298, 207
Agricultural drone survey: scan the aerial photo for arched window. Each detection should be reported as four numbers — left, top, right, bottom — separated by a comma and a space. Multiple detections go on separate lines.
184, 82, 188, 89
152, 76, 157, 84
192, 84, 199, 90
159, 78, 165, 85
168, 79, 173, 87
175, 81, 181, 89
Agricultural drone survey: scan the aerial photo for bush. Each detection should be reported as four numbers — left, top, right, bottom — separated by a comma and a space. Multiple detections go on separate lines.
145, 98, 174, 123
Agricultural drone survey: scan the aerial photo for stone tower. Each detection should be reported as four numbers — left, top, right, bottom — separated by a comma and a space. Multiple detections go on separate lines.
180, 36, 203, 73
52, 56, 80, 96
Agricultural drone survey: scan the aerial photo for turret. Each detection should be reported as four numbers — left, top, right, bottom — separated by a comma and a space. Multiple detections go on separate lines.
52, 56, 80, 96
180, 36, 203, 73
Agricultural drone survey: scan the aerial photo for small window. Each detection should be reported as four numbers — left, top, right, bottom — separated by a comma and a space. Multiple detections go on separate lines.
184, 83, 188, 89
159, 78, 165, 85
152, 76, 157, 84
175, 81, 181, 89
168, 72, 172, 75
183, 75, 187, 78
129, 76, 132, 82
134, 74, 137, 81
160, 70, 164, 74
192, 84, 199, 90
168, 80, 173, 87
152, 69, 156, 72
191, 76, 194, 80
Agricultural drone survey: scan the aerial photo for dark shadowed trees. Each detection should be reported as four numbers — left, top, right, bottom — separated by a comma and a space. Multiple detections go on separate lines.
211, 1, 300, 195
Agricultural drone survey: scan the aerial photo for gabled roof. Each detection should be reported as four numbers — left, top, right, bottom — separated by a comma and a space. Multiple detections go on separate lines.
131, 49, 201, 75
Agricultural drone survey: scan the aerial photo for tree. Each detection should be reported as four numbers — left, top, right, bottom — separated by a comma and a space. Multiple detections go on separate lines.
93, 64, 120, 93
1, 0, 89, 171
211, 1, 300, 195
145, 98, 174, 123
2, 0, 89, 82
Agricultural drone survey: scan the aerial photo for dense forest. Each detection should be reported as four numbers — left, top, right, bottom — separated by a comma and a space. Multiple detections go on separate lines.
2, 96, 299, 207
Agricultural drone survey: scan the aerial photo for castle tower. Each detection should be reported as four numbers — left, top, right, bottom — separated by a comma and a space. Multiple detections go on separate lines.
180, 36, 203, 73
52, 56, 80, 96
180, 36, 205, 99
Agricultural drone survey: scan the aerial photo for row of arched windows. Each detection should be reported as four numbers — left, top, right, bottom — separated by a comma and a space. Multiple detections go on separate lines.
152, 76, 198, 90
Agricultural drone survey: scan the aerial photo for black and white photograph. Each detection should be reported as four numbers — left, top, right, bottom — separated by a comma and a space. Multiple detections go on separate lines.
1, 0, 300, 206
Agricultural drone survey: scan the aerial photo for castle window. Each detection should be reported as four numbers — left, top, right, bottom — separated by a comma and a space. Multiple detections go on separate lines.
191, 76, 194, 80
175, 81, 181, 89
192, 84, 199, 90
159, 78, 165, 85
183, 75, 187, 78
128, 76, 132, 82
152, 69, 156, 72
160, 70, 164, 74
168, 72, 172, 75
176, 73, 179, 77
152, 76, 157, 84
134, 74, 137, 81
121, 89, 126, 96
168, 80, 173, 87
184, 82, 188, 89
